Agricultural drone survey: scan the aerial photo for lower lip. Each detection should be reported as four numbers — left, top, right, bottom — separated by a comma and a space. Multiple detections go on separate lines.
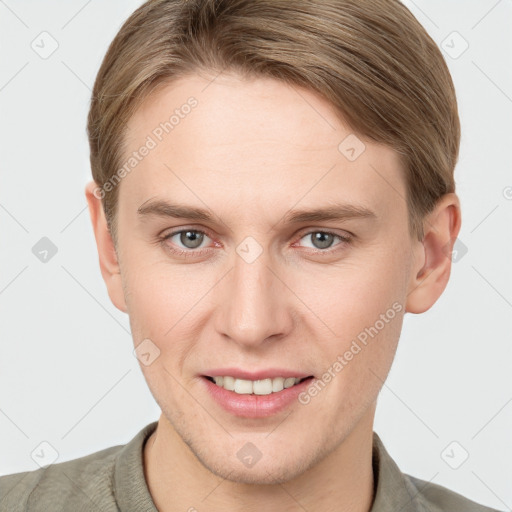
201, 376, 314, 418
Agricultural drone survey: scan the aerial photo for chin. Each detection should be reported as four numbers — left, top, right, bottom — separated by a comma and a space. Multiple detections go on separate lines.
201, 455, 308, 485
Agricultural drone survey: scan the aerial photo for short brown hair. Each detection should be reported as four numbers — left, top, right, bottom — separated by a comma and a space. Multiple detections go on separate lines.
87, 0, 460, 246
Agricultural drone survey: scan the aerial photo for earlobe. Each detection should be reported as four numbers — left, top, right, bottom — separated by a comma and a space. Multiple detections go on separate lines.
84, 181, 128, 313
405, 193, 462, 314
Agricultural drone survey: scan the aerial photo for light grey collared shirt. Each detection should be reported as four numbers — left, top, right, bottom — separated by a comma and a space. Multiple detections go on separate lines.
0, 421, 502, 511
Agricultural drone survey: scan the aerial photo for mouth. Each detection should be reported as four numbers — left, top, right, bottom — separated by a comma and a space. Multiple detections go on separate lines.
201, 372, 317, 418
203, 375, 314, 395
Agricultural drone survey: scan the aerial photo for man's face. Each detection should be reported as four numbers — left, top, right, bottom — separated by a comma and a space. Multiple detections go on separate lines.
114, 72, 421, 484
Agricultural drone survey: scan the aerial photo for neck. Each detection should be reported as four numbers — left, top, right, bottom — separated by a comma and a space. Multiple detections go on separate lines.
143, 407, 376, 512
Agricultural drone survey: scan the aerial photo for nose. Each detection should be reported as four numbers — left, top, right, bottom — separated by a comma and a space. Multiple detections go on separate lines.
215, 247, 294, 349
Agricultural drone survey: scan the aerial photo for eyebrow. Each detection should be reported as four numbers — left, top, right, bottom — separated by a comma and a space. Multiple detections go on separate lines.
137, 198, 377, 225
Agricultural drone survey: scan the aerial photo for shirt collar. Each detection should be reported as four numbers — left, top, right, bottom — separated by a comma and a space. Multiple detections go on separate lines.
114, 422, 421, 512
114, 421, 159, 512
370, 431, 423, 511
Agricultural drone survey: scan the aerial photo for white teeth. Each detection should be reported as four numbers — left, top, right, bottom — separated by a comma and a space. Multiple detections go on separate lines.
210, 376, 305, 394
253, 378, 273, 395
222, 376, 235, 391
234, 378, 253, 394
283, 377, 296, 389
272, 377, 284, 392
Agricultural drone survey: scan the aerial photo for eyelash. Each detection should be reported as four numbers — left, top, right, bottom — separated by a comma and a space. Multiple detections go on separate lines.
157, 227, 353, 259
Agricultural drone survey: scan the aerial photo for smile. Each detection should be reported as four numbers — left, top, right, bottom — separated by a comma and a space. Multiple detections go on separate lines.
201, 374, 316, 418
205, 375, 313, 395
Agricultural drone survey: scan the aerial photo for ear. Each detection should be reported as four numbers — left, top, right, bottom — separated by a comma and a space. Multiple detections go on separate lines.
405, 192, 462, 314
85, 181, 128, 313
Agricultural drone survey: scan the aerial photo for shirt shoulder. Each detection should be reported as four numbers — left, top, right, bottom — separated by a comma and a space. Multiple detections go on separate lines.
403, 472, 504, 512
370, 432, 503, 512
0, 443, 123, 512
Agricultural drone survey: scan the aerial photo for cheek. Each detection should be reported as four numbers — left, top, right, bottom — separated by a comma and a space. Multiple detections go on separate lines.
124, 272, 172, 342
122, 257, 214, 366
295, 244, 408, 336
293, 244, 407, 393
301, 296, 404, 423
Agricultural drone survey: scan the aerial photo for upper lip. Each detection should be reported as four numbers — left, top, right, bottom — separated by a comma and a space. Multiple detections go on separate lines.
202, 368, 313, 380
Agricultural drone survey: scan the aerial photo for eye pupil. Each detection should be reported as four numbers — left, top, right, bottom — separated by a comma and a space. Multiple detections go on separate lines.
180, 230, 203, 249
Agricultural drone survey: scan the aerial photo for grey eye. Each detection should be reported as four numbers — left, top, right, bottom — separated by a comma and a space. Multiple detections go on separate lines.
312, 232, 334, 249
177, 230, 205, 249
305, 232, 337, 250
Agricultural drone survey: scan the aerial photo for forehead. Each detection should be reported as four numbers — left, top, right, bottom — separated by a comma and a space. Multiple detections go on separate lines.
120, 72, 406, 226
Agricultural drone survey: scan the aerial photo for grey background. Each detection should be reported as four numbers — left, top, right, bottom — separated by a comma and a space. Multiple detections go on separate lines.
0, 0, 511, 510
